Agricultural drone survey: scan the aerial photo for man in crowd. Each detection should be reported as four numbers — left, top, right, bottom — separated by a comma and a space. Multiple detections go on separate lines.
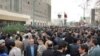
0, 39, 8, 56
53, 41, 68, 56
37, 39, 46, 56
9, 40, 21, 56
69, 38, 81, 56
15, 36, 23, 51
25, 36, 38, 56
23, 35, 29, 56
79, 44, 88, 56
88, 37, 100, 56
42, 41, 54, 56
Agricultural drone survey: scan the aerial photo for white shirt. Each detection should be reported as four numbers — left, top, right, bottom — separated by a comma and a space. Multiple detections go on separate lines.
9, 47, 21, 56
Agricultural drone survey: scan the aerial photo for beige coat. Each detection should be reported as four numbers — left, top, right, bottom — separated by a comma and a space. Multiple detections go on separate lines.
15, 40, 23, 51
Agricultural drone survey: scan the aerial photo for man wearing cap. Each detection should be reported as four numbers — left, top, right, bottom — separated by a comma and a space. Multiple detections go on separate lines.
0, 39, 8, 56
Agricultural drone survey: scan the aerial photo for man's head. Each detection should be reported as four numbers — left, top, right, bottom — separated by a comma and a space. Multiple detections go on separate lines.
0, 39, 6, 53
25, 35, 28, 39
89, 38, 97, 47
15, 36, 20, 40
9, 40, 15, 48
73, 38, 82, 45
79, 44, 88, 54
58, 41, 68, 52
29, 38, 34, 45
0, 39, 5, 46
38, 39, 44, 45
46, 41, 53, 48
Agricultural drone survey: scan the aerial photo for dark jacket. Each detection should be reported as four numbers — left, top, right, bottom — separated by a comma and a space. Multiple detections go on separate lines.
25, 44, 38, 56
53, 51, 65, 56
83, 53, 88, 56
42, 48, 54, 56
69, 44, 80, 56
5, 39, 13, 54
65, 36, 74, 44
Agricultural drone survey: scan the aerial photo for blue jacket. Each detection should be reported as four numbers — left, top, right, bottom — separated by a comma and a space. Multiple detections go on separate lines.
88, 45, 100, 56
0, 53, 8, 56
25, 44, 38, 56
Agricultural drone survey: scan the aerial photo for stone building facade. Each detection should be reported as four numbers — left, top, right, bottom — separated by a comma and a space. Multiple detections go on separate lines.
0, 0, 51, 26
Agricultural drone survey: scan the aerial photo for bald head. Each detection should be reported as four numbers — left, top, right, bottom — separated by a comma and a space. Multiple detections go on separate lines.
46, 41, 53, 48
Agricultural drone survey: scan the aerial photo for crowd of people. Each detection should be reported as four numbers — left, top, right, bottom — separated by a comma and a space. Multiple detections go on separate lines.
0, 26, 100, 56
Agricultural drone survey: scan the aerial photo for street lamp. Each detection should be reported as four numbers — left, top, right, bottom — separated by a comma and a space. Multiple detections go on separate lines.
79, 0, 90, 20
58, 14, 61, 18
64, 13, 67, 26
58, 14, 62, 26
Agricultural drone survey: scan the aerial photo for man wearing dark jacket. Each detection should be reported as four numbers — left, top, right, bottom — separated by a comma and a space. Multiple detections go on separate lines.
42, 41, 54, 56
65, 33, 74, 44
69, 38, 80, 56
53, 41, 68, 56
25, 37, 38, 56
